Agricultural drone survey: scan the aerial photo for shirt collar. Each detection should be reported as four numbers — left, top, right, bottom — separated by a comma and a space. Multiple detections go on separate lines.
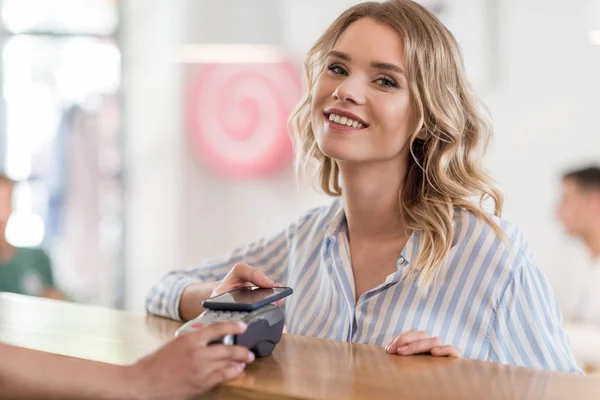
323, 202, 464, 265
324, 200, 416, 267
324, 200, 347, 239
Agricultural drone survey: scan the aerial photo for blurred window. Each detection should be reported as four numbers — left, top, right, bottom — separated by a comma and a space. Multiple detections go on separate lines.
0, 0, 123, 307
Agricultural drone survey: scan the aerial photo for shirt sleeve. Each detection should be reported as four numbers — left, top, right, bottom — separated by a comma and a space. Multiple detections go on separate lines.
487, 253, 583, 374
145, 220, 300, 321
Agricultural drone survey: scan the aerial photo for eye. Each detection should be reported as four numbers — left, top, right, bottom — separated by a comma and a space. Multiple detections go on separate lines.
374, 76, 398, 89
327, 63, 348, 76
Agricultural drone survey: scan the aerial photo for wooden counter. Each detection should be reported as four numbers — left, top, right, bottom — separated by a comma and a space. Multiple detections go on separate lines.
1, 293, 599, 399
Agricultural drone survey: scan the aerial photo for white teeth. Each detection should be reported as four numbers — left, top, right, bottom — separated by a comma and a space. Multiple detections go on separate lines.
327, 113, 366, 128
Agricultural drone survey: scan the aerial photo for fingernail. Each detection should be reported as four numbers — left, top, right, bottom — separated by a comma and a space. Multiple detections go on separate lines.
237, 322, 248, 331
385, 345, 390, 353
248, 352, 255, 362
261, 276, 274, 286
237, 363, 246, 371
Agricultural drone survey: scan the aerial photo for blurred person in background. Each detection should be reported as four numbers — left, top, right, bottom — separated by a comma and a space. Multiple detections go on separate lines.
556, 165, 600, 374
147, 0, 580, 373
556, 166, 600, 325
0, 174, 64, 299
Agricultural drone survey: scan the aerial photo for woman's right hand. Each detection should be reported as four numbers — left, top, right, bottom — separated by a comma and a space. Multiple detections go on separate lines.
179, 263, 281, 321
211, 263, 277, 297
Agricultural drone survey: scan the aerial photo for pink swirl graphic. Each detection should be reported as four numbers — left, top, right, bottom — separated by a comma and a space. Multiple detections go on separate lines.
187, 61, 302, 178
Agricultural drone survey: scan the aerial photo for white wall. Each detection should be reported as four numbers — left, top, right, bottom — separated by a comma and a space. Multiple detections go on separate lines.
178, 0, 327, 273
123, 0, 600, 312
483, 0, 600, 301
122, 0, 187, 310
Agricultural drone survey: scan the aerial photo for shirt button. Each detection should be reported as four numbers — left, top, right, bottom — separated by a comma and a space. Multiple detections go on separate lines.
398, 256, 405, 264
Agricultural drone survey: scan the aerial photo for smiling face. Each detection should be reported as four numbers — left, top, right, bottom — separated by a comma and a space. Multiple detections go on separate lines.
310, 17, 416, 166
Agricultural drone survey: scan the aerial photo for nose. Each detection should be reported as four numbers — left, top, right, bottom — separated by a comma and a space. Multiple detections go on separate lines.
332, 76, 366, 105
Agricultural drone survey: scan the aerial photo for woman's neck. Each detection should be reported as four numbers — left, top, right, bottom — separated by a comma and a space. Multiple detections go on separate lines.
338, 159, 409, 242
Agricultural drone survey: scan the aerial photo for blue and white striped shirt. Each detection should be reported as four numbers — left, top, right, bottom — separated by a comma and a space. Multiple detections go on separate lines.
146, 199, 581, 373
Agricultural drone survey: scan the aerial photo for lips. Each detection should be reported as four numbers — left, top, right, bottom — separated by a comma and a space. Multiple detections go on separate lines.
323, 108, 369, 130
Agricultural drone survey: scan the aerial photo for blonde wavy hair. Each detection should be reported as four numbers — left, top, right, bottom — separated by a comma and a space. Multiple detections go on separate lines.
288, 0, 504, 286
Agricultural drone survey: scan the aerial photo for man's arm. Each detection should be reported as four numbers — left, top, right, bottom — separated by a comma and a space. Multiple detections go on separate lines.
0, 343, 135, 400
0, 321, 254, 400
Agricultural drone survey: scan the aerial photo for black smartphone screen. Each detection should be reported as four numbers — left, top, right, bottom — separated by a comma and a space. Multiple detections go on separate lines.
202, 286, 293, 311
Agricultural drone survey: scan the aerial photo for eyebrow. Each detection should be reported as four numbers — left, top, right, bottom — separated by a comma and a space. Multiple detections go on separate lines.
326, 50, 405, 75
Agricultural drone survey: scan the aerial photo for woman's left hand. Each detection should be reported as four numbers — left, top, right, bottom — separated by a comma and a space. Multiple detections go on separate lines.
385, 330, 462, 358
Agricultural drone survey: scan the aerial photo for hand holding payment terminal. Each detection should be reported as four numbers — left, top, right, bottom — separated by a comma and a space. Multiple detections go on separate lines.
175, 286, 293, 357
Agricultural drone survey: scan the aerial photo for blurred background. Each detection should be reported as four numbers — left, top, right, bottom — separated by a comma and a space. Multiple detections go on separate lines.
0, 0, 600, 368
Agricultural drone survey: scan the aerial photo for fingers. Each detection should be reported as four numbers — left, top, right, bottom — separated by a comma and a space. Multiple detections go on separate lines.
431, 345, 462, 358
212, 281, 252, 297
205, 345, 255, 363
192, 322, 248, 346
386, 331, 462, 358
204, 362, 246, 388
230, 263, 274, 288
272, 283, 285, 307
215, 264, 276, 296
386, 330, 430, 354
396, 336, 443, 355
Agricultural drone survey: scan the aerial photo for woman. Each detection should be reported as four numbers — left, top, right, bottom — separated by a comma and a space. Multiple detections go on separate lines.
147, 0, 580, 373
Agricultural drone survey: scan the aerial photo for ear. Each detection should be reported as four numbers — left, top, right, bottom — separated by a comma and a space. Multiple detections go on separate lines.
416, 127, 428, 140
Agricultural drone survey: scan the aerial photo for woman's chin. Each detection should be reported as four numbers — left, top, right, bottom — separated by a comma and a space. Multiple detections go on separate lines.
319, 146, 368, 164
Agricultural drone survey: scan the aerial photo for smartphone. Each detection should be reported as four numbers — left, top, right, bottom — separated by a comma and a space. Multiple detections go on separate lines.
202, 286, 293, 311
